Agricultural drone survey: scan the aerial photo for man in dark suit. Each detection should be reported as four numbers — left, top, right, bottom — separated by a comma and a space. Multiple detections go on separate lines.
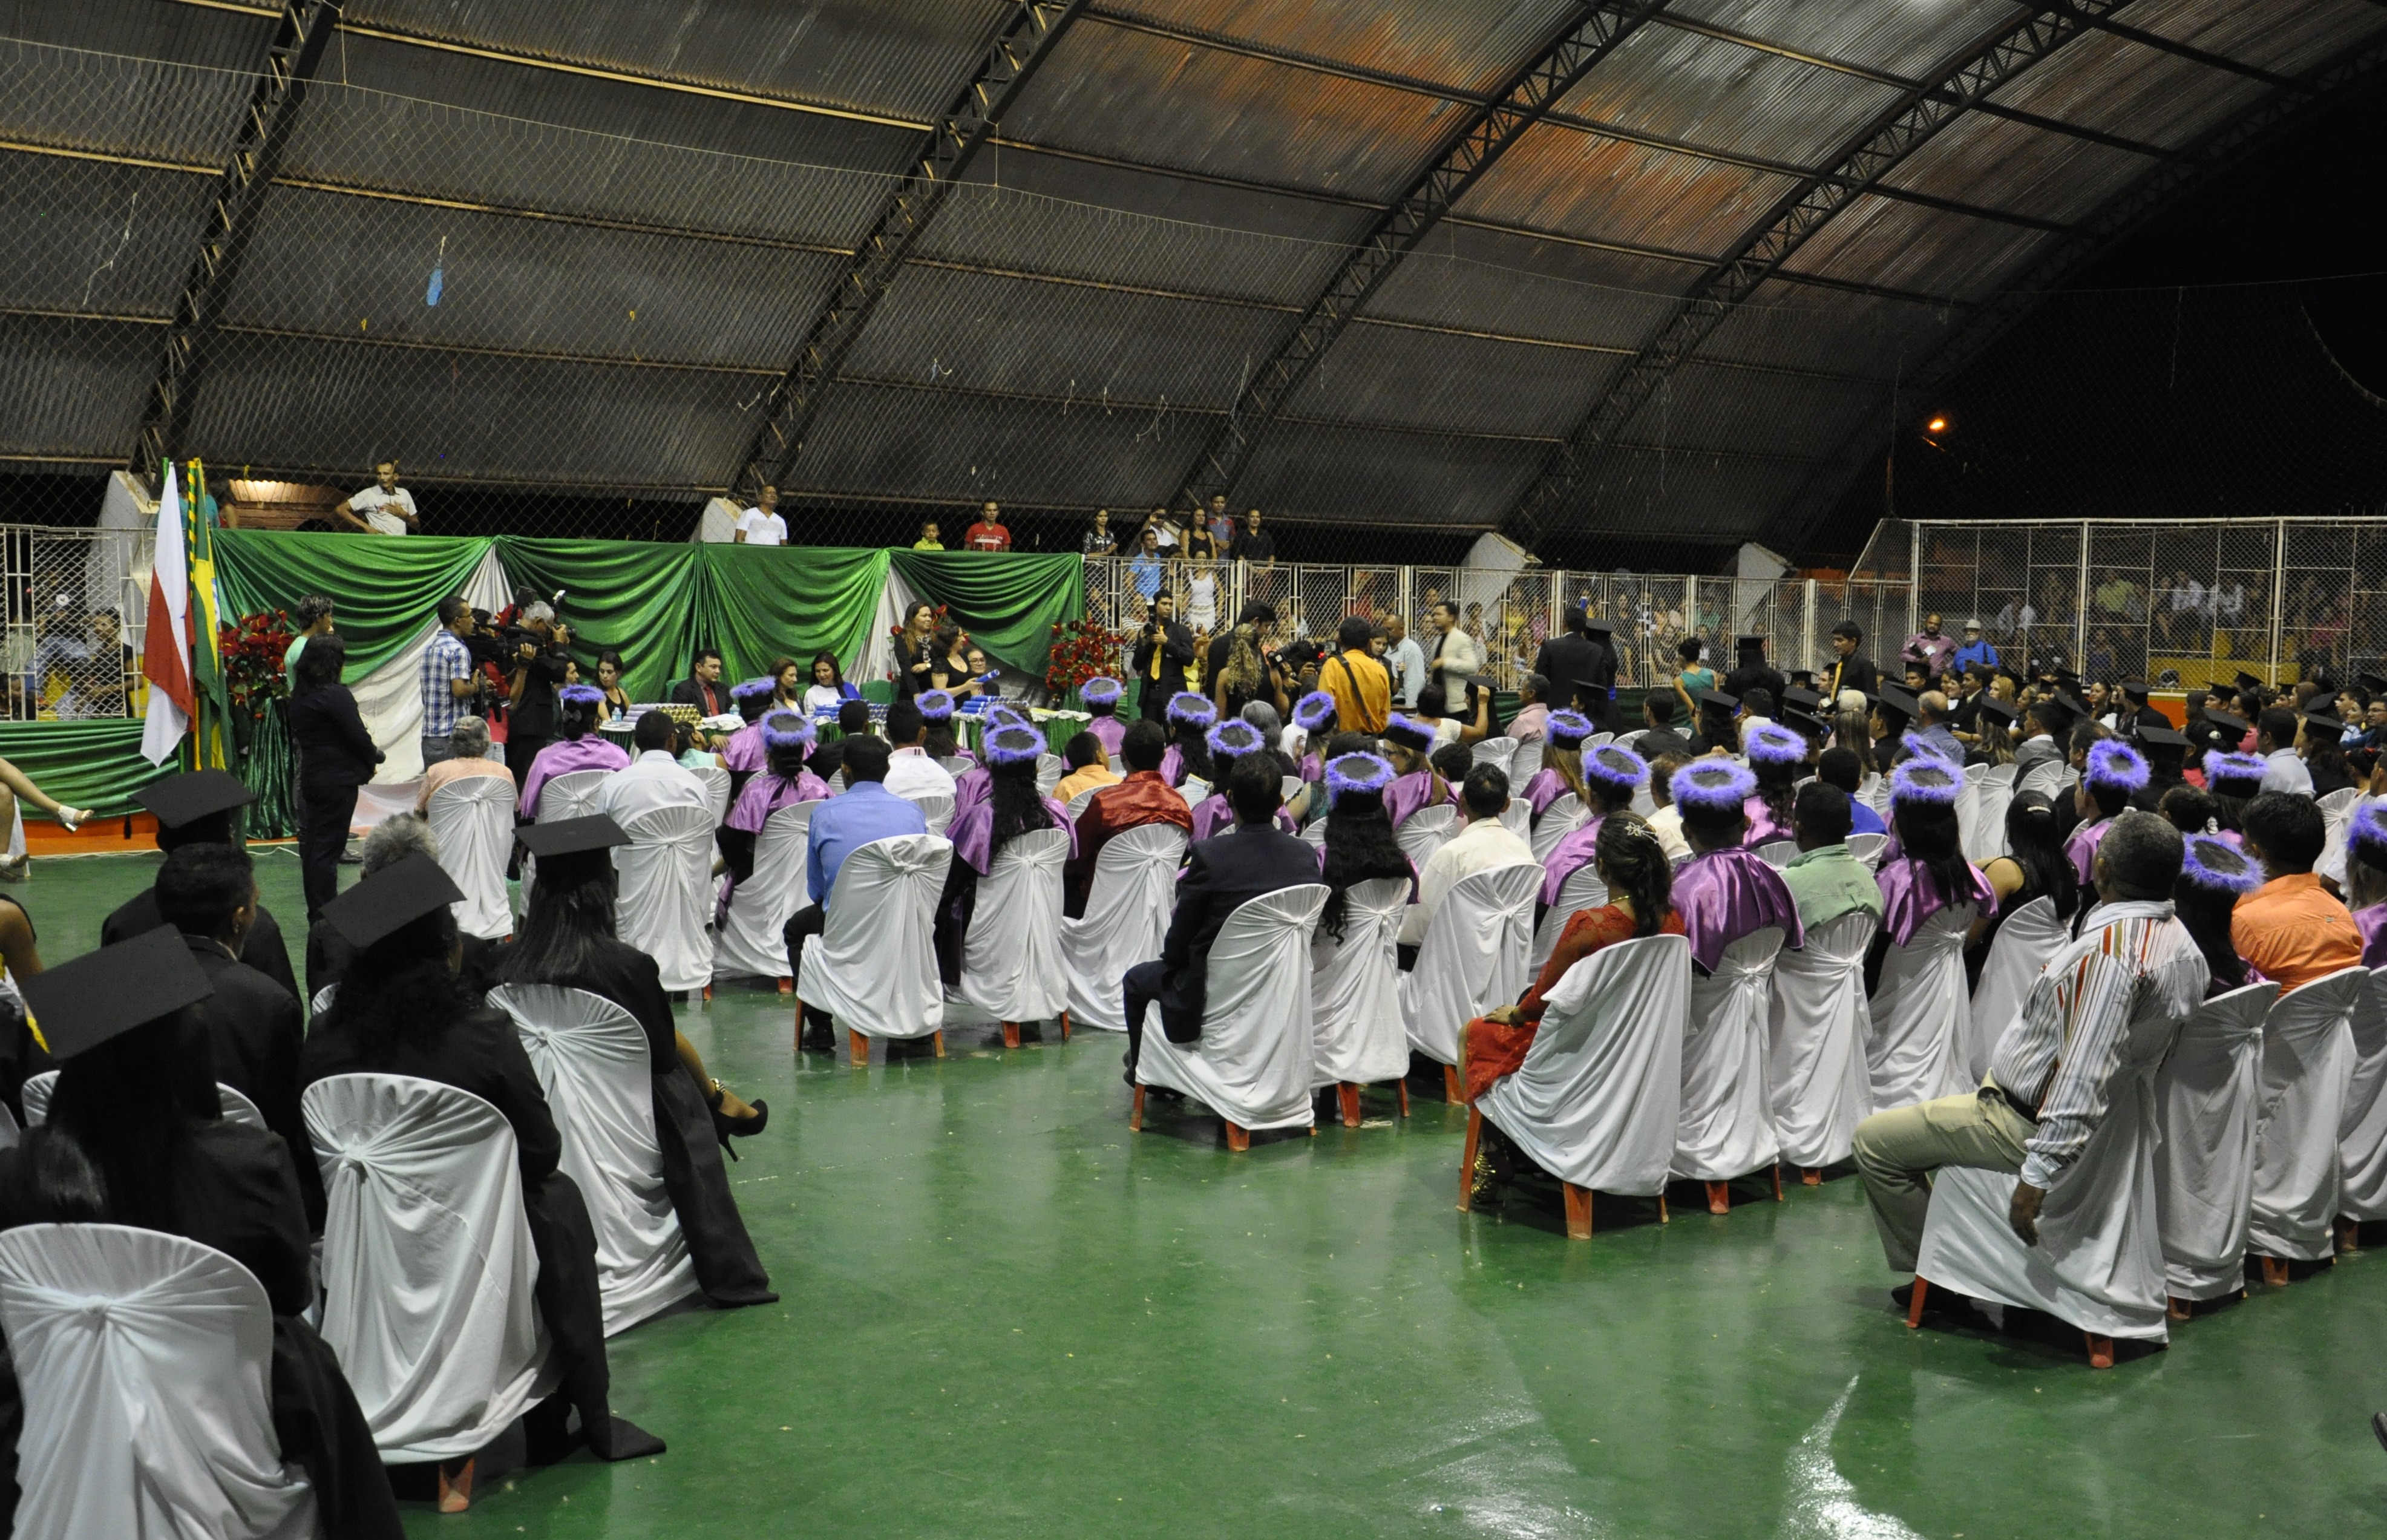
1530, 607, 1603, 721
1129, 591, 1196, 721
102, 769, 300, 1002
1120, 755, 1318, 1083
1723, 635, 1786, 715
668, 647, 727, 717
154, 840, 319, 1228
1822, 620, 1879, 704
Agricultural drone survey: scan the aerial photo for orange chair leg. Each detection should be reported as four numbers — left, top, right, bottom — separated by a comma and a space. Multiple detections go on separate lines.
777, 976, 793, 995
792, 995, 806, 1051
1396, 1081, 1409, 1118
1705, 1180, 1730, 1216
1802, 1167, 1822, 1186
1562, 1183, 1593, 1240
1907, 1277, 1929, 1329
1656, 1192, 1668, 1224
1130, 1085, 1145, 1132
1442, 1063, 1464, 1104
932, 1030, 946, 1058
1458, 1108, 1482, 1211
1059, 1010, 1071, 1041
2337, 1216, 2362, 1253
437, 1455, 474, 1513
1225, 1122, 1251, 1152
1771, 1165, 1785, 1202
2261, 1255, 2290, 1288
848, 1029, 869, 1066
1002, 1021, 1021, 1049
2084, 1332, 2115, 1370
1337, 1083, 1361, 1128
701, 983, 713, 1004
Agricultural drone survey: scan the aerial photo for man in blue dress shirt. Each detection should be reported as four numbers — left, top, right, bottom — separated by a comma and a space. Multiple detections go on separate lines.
782, 735, 928, 1050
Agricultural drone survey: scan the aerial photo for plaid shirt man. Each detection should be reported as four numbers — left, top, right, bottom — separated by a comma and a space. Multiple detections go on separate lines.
421, 628, 473, 739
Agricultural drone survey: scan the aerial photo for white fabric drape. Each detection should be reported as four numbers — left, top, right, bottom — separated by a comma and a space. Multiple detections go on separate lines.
1967, 896, 2066, 1083
427, 774, 518, 941
1846, 832, 1887, 869
2248, 965, 2367, 1261
2340, 967, 2387, 1222
1954, 762, 1988, 863
522, 767, 615, 907
1480, 934, 1691, 1195
951, 827, 1071, 1024
1395, 804, 1458, 870
1135, 885, 1328, 1132
21, 1072, 263, 1133
1866, 905, 1976, 1111
1975, 763, 2017, 859
614, 802, 716, 994
691, 765, 732, 825
304, 1073, 551, 1461
1528, 792, 1585, 863
1470, 736, 1518, 775
490, 984, 698, 1336
2153, 982, 2278, 1300
0, 1224, 318, 1540
712, 801, 817, 983
2316, 786, 2362, 884
1400, 862, 1541, 1067
904, 791, 955, 838
2317, 793, 2385, 887
1767, 909, 1876, 1170
1754, 840, 1797, 868
2016, 760, 2063, 802
1510, 739, 1543, 785
1674, 926, 1786, 1182
1530, 860, 1609, 972
1308, 876, 1410, 1088
1061, 823, 1188, 1032
797, 834, 952, 1040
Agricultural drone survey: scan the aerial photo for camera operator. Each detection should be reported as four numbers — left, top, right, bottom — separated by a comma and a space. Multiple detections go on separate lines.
1206, 601, 1291, 720
420, 596, 480, 768
1128, 591, 1196, 722
499, 601, 573, 796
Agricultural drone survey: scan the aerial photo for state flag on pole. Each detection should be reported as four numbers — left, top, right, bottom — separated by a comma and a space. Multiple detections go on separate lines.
141, 464, 193, 765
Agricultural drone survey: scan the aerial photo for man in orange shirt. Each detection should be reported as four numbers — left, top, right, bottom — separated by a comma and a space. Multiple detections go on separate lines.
1318, 614, 1390, 735
2233, 791, 2361, 990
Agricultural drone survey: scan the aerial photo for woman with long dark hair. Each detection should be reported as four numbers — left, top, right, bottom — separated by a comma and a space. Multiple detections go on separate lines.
1871, 759, 1994, 997
2174, 833, 2262, 995
1537, 741, 1649, 916
520, 681, 630, 818
1968, 788, 2082, 978
1743, 722, 1806, 844
2305, 713, 2354, 795
933, 723, 1071, 986
0, 932, 402, 1535
594, 647, 632, 723
800, 650, 857, 713
287, 632, 382, 919
1161, 692, 1217, 788
1315, 753, 1415, 943
896, 601, 937, 700
1188, 720, 1297, 841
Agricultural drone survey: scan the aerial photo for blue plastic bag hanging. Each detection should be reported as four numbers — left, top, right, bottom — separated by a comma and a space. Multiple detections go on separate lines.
425, 235, 446, 306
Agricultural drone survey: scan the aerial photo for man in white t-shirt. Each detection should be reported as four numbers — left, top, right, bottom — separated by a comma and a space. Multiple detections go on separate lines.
335, 461, 417, 536
735, 485, 788, 546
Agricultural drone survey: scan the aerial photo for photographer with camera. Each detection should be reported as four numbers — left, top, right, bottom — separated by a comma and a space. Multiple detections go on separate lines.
498, 601, 574, 796
420, 597, 480, 768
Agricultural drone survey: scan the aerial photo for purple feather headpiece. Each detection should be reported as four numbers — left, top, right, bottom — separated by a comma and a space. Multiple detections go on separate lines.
1583, 742, 1649, 795
1889, 759, 1962, 808
2083, 739, 2151, 793
760, 710, 813, 754
982, 724, 1044, 767
2349, 802, 2387, 868
730, 677, 777, 705
2205, 752, 2267, 796
1897, 730, 1959, 765
1324, 752, 1395, 798
2180, 833, 2262, 894
1746, 722, 1807, 766
558, 683, 604, 711
916, 689, 955, 722
1546, 710, 1596, 749
1167, 692, 1216, 729
983, 703, 1031, 729
1207, 719, 1263, 760
1383, 713, 1436, 751
1292, 691, 1337, 732
1080, 677, 1124, 707
1671, 758, 1755, 811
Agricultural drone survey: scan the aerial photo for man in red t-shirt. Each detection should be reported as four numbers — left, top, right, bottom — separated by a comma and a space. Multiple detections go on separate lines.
962, 500, 1011, 552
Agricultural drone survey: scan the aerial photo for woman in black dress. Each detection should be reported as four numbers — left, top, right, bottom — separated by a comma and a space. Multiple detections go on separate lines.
287, 634, 382, 920
895, 601, 938, 700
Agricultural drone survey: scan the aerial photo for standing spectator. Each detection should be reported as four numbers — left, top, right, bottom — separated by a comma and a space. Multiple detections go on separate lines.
1321, 615, 1392, 735
1081, 508, 1118, 559
670, 647, 727, 718
500, 603, 574, 794
1383, 613, 1427, 709
284, 596, 335, 677
1184, 554, 1220, 634
1950, 618, 1998, 677
734, 485, 787, 546
288, 635, 383, 919
1180, 515, 1218, 565
1901, 614, 1956, 682
1823, 620, 1879, 702
1130, 593, 1197, 721
963, 501, 1012, 552
1203, 493, 1236, 551
333, 460, 417, 535
911, 520, 943, 551
1144, 504, 1180, 557
1127, 525, 1166, 606
1230, 506, 1274, 567
419, 596, 477, 768
1426, 600, 1481, 704
1672, 636, 1715, 719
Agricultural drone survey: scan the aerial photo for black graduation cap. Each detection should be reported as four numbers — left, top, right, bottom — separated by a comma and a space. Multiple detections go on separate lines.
2359, 672, 2387, 696
2055, 692, 2092, 719
514, 814, 630, 859
1571, 677, 1608, 707
2301, 709, 2345, 733
1781, 686, 1825, 712
1780, 706, 1829, 740
1788, 669, 1818, 688
1734, 634, 1765, 652
317, 852, 465, 951
18, 926, 212, 1061
1577, 618, 1614, 640
2121, 681, 2150, 701
1695, 686, 1739, 712
133, 769, 255, 830
1874, 684, 1919, 719
2138, 724, 2189, 752
1979, 697, 2019, 724
2234, 670, 2263, 693
2202, 709, 2250, 736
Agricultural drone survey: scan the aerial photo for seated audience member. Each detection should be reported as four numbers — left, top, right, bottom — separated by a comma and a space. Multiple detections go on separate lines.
1853, 813, 2201, 1302
2233, 791, 2361, 990
2156, 784, 2218, 838
1521, 709, 1595, 822
2066, 739, 2150, 884
716, 678, 781, 797
308, 813, 504, 1004
1411, 681, 1488, 750
2203, 750, 2267, 836
1815, 745, 1885, 836
1642, 751, 1694, 861
500, 816, 776, 1305
669, 647, 726, 718
1735, 687, 1776, 750
1464, 815, 1683, 1161
1160, 692, 1219, 789
1910, 691, 1963, 764
919, 687, 973, 767
1119, 756, 1317, 1083
1668, 760, 1804, 975
808, 699, 875, 785
797, 652, 859, 714
594, 709, 710, 823
416, 714, 512, 813
2345, 802, 2387, 965
2132, 725, 2190, 810
0, 932, 404, 1537
2010, 694, 2071, 778
1053, 731, 1121, 805
1079, 676, 1129, 760
1398, 767, 1533, 953
1776, 782, 1884, 934
1066, 718, 1194, 916
301, 856, 664, 1462
1871, 759, 1994, 976
2303, 707, 2356, 796
1686, 687, 1738, 756
1743, 723, 1806, 845
1429, 741, 1475, 799
1381, 714, 1450, 827
2174, 833, 2264, 995
1191, 720, 1297, 840
520, 684, 631, 818
1972, 790, 2080, 962
782, 735, 929, 1050
2256, 707, 2314, 795
1287, 691, 1337, 780
103, 770, 300, 1000
718, 712, 830, 897
1636, 688, 1693, 761
1539, 741, 1651, 912
946, 701, 1035, 818
1314, 752, 1415, 909
880, 698, 958, 803
1507, 674, 1551, 745
933, 724, 1075, 986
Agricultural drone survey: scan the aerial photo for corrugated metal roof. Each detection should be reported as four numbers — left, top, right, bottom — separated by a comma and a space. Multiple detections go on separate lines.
0, 313, 156, 460
6, 159, 217, 318
1986, 31, 2268, 149
1700, 281, 1964, 381
1360, 225, 1692, 349
1663, 0, 2028, 82
1280, 321, 1620, 439
1556, 21, 1904, 170
1454, 120, 1801, 259
2123, 0, 2387, 77
0, 33, 263, 162
1876, 113, 2155, 226
1564, 443, 1816, 541
1613, 359, 1884, 459
1233, 419, 1544, 526
1093, 0, 1582, 98
1780, 195, 2053, 303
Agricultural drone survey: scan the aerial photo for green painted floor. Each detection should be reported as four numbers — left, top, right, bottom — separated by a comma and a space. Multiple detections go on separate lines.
19, 849, 2387, 1538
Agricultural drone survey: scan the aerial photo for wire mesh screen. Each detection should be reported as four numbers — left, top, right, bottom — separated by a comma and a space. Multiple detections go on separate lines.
5, 525, 148, 721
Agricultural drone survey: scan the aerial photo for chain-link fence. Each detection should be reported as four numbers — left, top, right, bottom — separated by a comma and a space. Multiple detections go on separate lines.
4, 523, 149, 720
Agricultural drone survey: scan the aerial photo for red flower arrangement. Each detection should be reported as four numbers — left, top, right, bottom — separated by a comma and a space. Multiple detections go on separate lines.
1046, 617, 1129, 699
218, 609, 295, 720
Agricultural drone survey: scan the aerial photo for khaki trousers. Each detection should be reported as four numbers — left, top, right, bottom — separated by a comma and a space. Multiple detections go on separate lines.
1852, 1087, 2037, 1273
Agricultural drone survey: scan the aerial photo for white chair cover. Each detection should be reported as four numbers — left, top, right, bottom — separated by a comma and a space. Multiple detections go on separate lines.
1956, 762, 1988, 863
215, 1083, 269, 1133
950, 828, 1071, 1024
712, 801, 817, 982
1976, 763, 2017, 858
2152, 982, 2278, 1300
614, 801, 716, 994
1471, 736, 1518, 774
523, 766, 612, 906
1308, 877, 1410, 1087
1586, 732, 1613, 750
936, 755, 973, 778
2341, 967, 2387, 1222
1480, 934, 1691, 1196
1529, 859, 1608, 972
2017, 759, 2063, 802
304, 1073, 550, 1460
427, 773, 517, 941
2316, 785, 2362, 882
2248, 965, 2366, 1260
1136, 885, 1328, 1132
1496, 798, 1531, 843
1767, 909, 1877, 1170
1847, 831, 1888, 868
488, 983, 698, 1336
0, 1225, 318, 1540
1301, 818, 1329, 850
1528, 792, 1586, 863
1866, 905, 1976, 1111
1066, 786, 1099, 822
0, 1100, 14, 1150
309, 983, 336, 1021
1673, 926, 1786, 1182
1861, 772, 1893, 824
1395, 802, 1459, 871
1509, 738, 1544, 784
797, 833, 953, 1041
1036, 754, 1065, 799
1755, 840, 1797, 868
691, 765, 732, 825
906, 790, 956, 837
1966, 896, 2067, 1082
1400, 862, 1541, 1066
1061, 823, 1188, 1032
1914, 985, 2181, 1343
21, 1071, 263, 1133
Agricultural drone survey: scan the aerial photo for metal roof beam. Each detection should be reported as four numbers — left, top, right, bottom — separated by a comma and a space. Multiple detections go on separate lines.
129, 0, 340, 475
1164, 1, 1675, 517
1500, 1, 2130, 547
722, 1, 1087, 502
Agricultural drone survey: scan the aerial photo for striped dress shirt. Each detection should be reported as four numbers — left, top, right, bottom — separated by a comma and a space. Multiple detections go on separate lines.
1988, 898, 2207, 1190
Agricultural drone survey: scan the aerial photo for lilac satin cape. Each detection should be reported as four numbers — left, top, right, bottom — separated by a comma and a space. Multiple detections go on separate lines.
719, 719, 767, 773
727, 768, 828, 834
1386, 768, 1449, 828
1159, 744, 1187, 787
2063, 815, 2112, 885
1539, 814, 1606, 906
1085, 715, 1126, 756
1191, 795, 1297, 841
1524, 768, 1568, 818
1671, 847, 1806, 971
1875, 855, 1997, 946
1300, 752, 1323, 784
2360, 901, 2387, 968
519, 735, 629, 816
944, 798, 1077, 876
1741, 793, 1793, 847
952, 765, 992, 815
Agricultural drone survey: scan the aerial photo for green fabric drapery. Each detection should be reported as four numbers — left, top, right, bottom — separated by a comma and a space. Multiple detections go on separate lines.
889, 551, 1084, 681
489, 540, 704, 703
695, 545, 889, 690
0, 720, 156, 818
212, 532, 496, 678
